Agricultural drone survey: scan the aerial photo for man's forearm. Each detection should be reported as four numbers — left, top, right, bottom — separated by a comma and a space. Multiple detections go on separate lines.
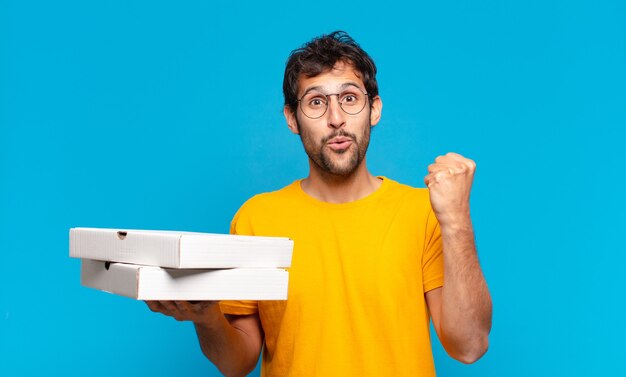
439, 218, 492, 363
193, 307, 261, 377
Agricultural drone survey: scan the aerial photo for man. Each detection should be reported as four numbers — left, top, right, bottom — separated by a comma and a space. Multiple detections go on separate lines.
146, 31, 492, 377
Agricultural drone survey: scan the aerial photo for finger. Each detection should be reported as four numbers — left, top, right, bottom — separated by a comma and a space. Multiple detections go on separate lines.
425, 175, 433, 187
428, 164, 445, 174
172, 300, 215, 311
173, 300, 190, 312
159, 301, 191, 321
445, 153, 476, 171
189, 300, 218, 310
429, 163, 466, 176
435, 154, 462, 165
463, 157, 476, 172
174, 300, 210, 315
447, 163, 469, 175
446, 152, 464, 159
145, 300, 166, 313
159, 301, 180, 315
172, 301, 218, 322
425, 172, 444, 187
425, 174, 446, 187
434, 155, 448, 164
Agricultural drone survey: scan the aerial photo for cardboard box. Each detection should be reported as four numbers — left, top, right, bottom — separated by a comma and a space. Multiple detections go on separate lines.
81, 259, 289, 300
70, 227, 293, 268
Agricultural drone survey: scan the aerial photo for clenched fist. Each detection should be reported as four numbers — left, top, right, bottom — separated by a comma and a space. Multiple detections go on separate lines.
424, 152, 476, 226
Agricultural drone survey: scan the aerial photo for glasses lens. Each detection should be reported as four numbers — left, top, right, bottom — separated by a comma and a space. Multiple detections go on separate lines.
300, 92, 328, 119
338, 89, 367, 115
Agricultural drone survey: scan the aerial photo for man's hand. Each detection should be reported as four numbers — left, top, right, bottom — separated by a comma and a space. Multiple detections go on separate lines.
424, 152, 476, 226
145, 300, 264, 376
145, 301, 221, 327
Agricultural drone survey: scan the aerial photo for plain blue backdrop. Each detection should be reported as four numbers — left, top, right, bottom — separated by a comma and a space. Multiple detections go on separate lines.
1, 0, 625, 376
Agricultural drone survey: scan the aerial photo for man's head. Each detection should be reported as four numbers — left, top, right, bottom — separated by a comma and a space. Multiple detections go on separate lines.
283, 31, 379, 115
282, 32, 382, 177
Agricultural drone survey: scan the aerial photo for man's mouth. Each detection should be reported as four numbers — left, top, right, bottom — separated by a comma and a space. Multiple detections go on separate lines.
327, 136, 353, 151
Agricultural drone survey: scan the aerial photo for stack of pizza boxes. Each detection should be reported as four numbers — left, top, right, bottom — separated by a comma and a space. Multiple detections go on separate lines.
70, 228, 293, 300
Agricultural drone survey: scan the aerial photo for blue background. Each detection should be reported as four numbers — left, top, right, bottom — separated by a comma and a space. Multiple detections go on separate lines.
1, 0, 625, 375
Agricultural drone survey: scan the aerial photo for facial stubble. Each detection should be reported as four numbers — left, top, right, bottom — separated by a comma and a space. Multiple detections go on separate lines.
296, 118, 372, 177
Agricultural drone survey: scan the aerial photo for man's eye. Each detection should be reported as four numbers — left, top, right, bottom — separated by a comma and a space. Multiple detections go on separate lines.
341, 94, 358, 104
309, 98, 326, 107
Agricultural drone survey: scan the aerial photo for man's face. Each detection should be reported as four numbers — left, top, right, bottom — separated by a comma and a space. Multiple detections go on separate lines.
284, 61, 382, 177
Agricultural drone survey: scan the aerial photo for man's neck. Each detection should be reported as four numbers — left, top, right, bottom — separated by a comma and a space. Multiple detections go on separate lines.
300, 159, 383, 204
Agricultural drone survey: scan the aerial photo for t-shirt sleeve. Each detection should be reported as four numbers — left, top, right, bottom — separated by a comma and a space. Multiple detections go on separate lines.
422, 207, 444, 293
219, 202, 260, 316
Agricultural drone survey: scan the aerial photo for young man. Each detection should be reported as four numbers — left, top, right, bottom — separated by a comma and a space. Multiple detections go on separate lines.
147, 31, 492, 377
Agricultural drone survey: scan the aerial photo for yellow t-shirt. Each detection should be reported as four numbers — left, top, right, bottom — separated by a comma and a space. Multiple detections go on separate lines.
220, 177, 443, 377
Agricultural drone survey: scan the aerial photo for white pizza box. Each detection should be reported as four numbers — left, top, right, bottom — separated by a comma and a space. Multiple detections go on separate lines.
70, 227, 293, 269
81, 259, 289, 300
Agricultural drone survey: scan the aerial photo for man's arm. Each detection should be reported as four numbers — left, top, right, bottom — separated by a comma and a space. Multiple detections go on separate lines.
145, 301, 263, 377
424, 153, 493, 364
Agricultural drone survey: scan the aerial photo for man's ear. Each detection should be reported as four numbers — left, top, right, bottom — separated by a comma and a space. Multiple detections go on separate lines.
369, 96, 383, 127
284, 105, 300, 134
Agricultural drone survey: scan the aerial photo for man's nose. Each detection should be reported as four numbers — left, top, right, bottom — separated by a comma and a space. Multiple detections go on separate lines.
327, 95, 346, 129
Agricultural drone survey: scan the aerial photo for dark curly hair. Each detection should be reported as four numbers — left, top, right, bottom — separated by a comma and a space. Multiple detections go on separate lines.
283, 31, 378, 114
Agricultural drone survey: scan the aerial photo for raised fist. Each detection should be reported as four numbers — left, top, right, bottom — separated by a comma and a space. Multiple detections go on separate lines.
424, 152, 476, 226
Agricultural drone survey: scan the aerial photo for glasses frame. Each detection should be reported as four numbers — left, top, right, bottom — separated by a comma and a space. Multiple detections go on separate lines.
296, 87, 371, 119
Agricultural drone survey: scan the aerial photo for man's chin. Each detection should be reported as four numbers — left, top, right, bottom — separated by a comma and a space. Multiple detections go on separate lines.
320, 154, 360, 176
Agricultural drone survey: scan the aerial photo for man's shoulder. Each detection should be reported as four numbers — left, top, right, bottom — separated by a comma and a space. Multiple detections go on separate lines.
237, 181, 301, 212
230, 181, 302, 234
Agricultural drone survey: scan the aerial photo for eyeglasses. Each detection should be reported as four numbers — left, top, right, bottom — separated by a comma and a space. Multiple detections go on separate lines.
297, 87, 370, 119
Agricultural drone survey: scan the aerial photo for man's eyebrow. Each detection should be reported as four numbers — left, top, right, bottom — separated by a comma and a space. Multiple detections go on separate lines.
301, 85, 324, 97
300, 82, 364, 97
339, 82, 363, 91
